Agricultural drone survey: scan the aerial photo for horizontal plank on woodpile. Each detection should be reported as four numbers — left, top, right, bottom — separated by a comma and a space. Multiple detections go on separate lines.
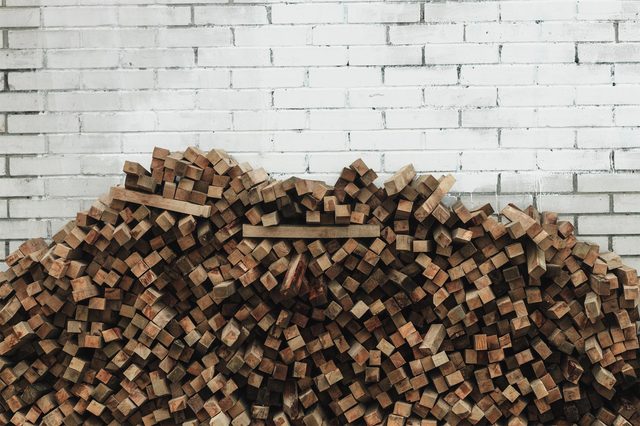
110, 186, 212, 217
242, 224, 380, 239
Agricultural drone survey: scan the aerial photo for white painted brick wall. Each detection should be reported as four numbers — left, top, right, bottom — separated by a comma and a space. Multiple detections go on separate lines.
1, 0, 640, 268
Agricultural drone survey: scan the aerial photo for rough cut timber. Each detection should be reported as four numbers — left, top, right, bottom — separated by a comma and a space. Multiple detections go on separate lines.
0, 146, 638, 426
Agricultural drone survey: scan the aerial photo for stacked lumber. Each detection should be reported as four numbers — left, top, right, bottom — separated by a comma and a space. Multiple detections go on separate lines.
0, 146, 638, 425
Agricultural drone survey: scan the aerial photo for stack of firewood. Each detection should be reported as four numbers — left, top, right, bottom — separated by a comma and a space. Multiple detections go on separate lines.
0, 146, 638, 425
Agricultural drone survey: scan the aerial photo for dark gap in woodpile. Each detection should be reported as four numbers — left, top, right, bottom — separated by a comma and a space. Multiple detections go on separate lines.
0, 146, 639, 426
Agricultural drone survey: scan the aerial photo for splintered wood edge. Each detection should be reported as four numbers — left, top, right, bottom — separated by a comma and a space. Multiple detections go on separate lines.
242, 224, 380, 239
110, 187, 212, 218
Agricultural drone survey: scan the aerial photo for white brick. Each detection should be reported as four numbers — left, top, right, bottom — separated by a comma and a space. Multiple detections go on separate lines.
463, 106, 613, 128
615, 106, 640, 125
423, 2, 498, 22
0, 50, 43, 69
613, 236, 640, 255
501, 172, 573, 193
274, 89, 345, 108
123, 133, 199, 153
0, 136, 46, 154
43, 7, 118, 26
9, 113, 79, 133
385, 151, 459, 172
538, 149, 611, 171
578, 128, 640, 148
11, 156, 82, 176
200, 132, 272, 152
384, 66, 457, 86
425, 129, 498, 150
350, 130, 423, 150
347, 4, 419, 23
579, 215, 640, 235
579, 43, 640, 63
616, 64, 640, 83
502, 128, 575, 148
499, 86, 575, 107
461, 65, 537, 85
614, 194, 640, 212
49, 134, 121, 154
118, 6, 190, 26
47, 92, 120, 112
0, 8, 40, 27
198, 48, 270, 67
47, 176, 122, 197
309, 152, 381, 173
309, 67, 381, 88
0, 178, 45, 197
82, 112, 156, 132
450, 173, 498, 193
348, 88, 422, 107
82, 70, 155, 89
578, 174, 640, 192
425, 44, 499, 65
234, 153, 307, 173
349, 46, 422, 65
156, 111, 231, 131
158, 69, 229, 89
463, 108, 537, 128
272, 4, 343, 24
158, 28, 231, 47
48, 49, 119, 69
82, 29, 155, 48
194, 6, 267, 25
310, 109, 383, 130
619, 22, 640, 41
386, 109, 458, 129
313, 25, 385, 45
0, 93, 43, 112
461, 150, 536, 171
542, 106, 614, 127
538, 64, 612, 85
122, 48, 194, 68
10, 199, 84, 219
614, 149, 640, 170
577, 0, 635, 20
501, 43, 575, 64
273, 47, 348, 66
272, 132, 349, 151
198, 89, 272, 110
237, 26, 312, 46
234, 110, 307, 131
425, 87, 495, 107
577, 84, 640, 105
500, 0, 577, 21
233, 68, 305, 88
120, 91, 196, 111
0, 220, 48, 239
389, 24, 463, 44
466, 22, 613, 42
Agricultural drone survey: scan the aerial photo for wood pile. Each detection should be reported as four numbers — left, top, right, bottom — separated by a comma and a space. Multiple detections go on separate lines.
0, 146, 638, 426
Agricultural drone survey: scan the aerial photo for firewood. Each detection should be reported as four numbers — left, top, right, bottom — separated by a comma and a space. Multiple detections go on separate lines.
0, 148, 637, 425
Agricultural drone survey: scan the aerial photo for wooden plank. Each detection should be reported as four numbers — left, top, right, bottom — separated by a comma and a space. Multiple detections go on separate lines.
110, 187, 211, 218
242, 224, 380, 239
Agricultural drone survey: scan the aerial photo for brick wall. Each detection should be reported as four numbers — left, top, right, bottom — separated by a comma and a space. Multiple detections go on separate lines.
1, 0, 639, 267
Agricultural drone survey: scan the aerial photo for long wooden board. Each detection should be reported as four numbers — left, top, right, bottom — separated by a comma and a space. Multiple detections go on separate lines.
242, 224, 380, 239
110, 187, 212, 218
